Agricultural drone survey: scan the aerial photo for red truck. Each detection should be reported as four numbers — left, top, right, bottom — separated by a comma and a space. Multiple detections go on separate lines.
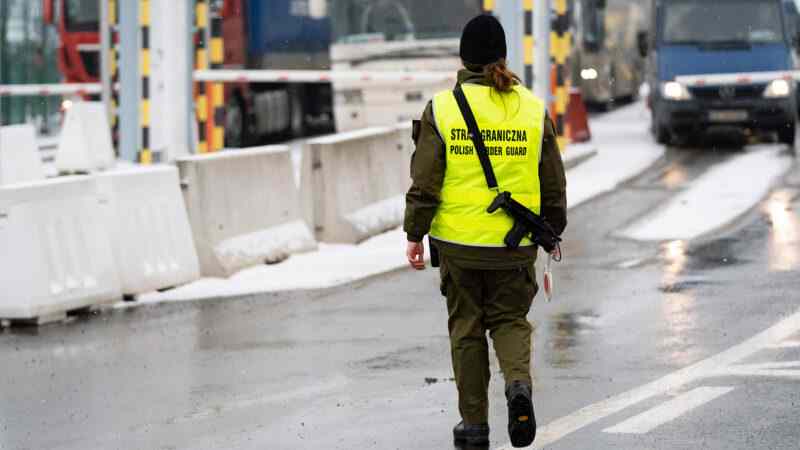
43, 0, 334, 146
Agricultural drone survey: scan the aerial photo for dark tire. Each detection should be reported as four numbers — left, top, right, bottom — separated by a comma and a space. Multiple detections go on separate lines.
224, 95, 247, 148
655, 124, 671, 145
778, 123, 796, 147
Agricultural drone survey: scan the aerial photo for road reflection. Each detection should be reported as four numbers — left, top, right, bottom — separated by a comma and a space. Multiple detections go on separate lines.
545, 311, 598, 369
659, 240, 700, 365
765, 190, 799, 272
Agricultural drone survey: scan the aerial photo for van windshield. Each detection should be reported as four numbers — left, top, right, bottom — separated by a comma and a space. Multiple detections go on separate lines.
661, 0, 786, 45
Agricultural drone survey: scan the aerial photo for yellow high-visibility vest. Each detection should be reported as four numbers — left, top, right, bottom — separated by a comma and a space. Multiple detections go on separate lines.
430, 83, 545, 247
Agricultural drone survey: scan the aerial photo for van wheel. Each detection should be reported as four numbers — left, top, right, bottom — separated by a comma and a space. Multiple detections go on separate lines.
778, 123, 796, 147
655, 125, 671, 145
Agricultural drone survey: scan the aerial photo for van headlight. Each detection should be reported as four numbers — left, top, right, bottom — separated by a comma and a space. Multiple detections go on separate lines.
764, 79, 791, 98
661, 81, 692, 101
581, 68, 599, 80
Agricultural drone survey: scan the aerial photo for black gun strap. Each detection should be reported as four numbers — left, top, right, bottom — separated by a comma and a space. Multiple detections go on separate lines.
453, 84, 498, 191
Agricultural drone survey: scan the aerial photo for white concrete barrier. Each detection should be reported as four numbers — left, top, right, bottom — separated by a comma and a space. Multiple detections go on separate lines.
95, 166, 200, 295
305, 126, 413, 243
0, 177, 121, 323
177, 147, 316, 277
55, 101, 116, 174
0, 124, 45, 185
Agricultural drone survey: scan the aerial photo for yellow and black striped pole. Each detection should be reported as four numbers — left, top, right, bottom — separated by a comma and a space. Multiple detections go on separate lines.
195, 0, 209, 154
108, 0, 119, 151
208, 4, 225, 151
138, 0, 152, 164
523, 0, 534, 89
482, 0, 494, 14
550, 0, 572, 150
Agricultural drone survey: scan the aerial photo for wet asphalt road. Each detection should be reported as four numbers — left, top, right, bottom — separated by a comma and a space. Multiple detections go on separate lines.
1, 143, 799, 450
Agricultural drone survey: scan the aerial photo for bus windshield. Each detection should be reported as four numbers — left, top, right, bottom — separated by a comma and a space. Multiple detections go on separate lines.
581, 0, 607, 50
65, 0, 100, 32
660, 0, 786, 45
330, 0, 482, 43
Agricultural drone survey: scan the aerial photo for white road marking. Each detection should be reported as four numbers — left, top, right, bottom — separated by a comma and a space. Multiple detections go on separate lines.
495, 307, 800, 450
769, 340, 800, 349
719, 361, 800, 380
603, 387, 735, 434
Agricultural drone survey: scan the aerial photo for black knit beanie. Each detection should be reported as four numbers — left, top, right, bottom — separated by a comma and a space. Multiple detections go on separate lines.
459, 15, 507, 66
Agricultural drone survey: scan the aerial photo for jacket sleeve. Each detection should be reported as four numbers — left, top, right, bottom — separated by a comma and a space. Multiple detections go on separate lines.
403, 102, 446, 242
539, 113, 568, 236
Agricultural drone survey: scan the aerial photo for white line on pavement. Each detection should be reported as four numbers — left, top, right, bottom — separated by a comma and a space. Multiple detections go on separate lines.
495, 307, 800, 450
602, 386, 735, 434
769, 340, 800, 349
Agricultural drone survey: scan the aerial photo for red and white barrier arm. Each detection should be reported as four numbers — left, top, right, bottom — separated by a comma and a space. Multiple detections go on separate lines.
0, 83, 102, 97
675, 70, 796, 87
193, 69, 457, 85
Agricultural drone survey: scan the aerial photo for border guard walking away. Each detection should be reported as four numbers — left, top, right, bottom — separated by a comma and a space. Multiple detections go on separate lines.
403, 14, 568, 448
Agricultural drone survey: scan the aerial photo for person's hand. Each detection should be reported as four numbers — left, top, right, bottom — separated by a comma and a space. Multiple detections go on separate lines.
406, 241, 426, 270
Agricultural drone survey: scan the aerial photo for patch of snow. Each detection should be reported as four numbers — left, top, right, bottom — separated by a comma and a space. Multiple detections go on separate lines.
345, 194, 405, 238
137, 228, 409, 303
620, 145, 792, 241
568, 101, 665, 207
214, 220, 318, 274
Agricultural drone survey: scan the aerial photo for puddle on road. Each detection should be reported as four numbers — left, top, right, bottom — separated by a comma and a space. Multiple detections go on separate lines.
764, 189, 800, 272
545, 311, 599, 369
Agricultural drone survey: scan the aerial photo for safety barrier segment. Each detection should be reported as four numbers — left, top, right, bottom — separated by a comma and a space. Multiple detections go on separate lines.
306, 126, 411, 244
139, 0, 153, 164
0, 176, 121, 324
194, 69, 457, 85
550, 0, 572, 151
209, 4, 225, 152
0, 83, 102, 97
177, 147, 316, 277
109, 0, 120, 150
0, 125, 45, 185
55, 102, 116, 174
96, 166, 200, 295
675, 70, 795, 87
194, 0, 209, 154
523, 0, 534, 89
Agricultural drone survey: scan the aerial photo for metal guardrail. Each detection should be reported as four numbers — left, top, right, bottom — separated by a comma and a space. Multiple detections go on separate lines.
0, 83, 102, 97
193, 69, 456, 85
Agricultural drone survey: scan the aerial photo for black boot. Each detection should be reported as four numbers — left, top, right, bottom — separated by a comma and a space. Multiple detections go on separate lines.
453, 421, 490, 446
506, 381, 536, 448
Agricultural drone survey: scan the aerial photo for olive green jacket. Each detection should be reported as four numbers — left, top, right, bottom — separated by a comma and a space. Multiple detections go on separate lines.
403, 69, 568, 269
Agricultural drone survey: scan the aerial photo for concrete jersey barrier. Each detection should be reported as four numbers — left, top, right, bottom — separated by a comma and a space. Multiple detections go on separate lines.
55, 101, 116, 174
0, 124, 45, 185
0, 176, 121, 323
305, 126, 412, 243
177, 147, 316, 277
95, 166, 200, 295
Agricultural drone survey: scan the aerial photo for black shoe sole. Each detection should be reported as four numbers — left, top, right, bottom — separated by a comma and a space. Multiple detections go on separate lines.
454, 435, 490, 446
508, 393, 536, 448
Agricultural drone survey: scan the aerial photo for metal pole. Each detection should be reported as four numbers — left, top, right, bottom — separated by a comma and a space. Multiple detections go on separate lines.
533, 0, 551, 102
550, 0, 572, 150
139, 0, 153, 164
195, 0, 209, 153
209, 2, 225, 151
118, 0, 139, 162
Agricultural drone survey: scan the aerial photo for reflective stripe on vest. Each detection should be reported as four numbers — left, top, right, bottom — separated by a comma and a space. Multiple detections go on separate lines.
430, 83, 545, 247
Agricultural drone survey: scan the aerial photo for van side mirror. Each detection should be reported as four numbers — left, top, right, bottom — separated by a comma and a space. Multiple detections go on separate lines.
637, 31, 649, 58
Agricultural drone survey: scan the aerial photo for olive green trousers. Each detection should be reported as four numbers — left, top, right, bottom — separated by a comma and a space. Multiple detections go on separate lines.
439, 256, 538, 424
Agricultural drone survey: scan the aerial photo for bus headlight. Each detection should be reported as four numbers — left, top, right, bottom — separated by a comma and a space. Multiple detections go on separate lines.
662, 81, 692, 101
764, 79, 791, 98
581, 68, 599, 80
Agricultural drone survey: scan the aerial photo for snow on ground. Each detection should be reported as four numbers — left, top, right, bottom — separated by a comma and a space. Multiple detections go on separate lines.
137, 228, 408, 303
138, 101, 665, 303
620, 145, 793, 241
568, 101, 665, 207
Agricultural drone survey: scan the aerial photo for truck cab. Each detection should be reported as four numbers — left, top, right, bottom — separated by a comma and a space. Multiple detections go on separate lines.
643, 0, 799, 146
